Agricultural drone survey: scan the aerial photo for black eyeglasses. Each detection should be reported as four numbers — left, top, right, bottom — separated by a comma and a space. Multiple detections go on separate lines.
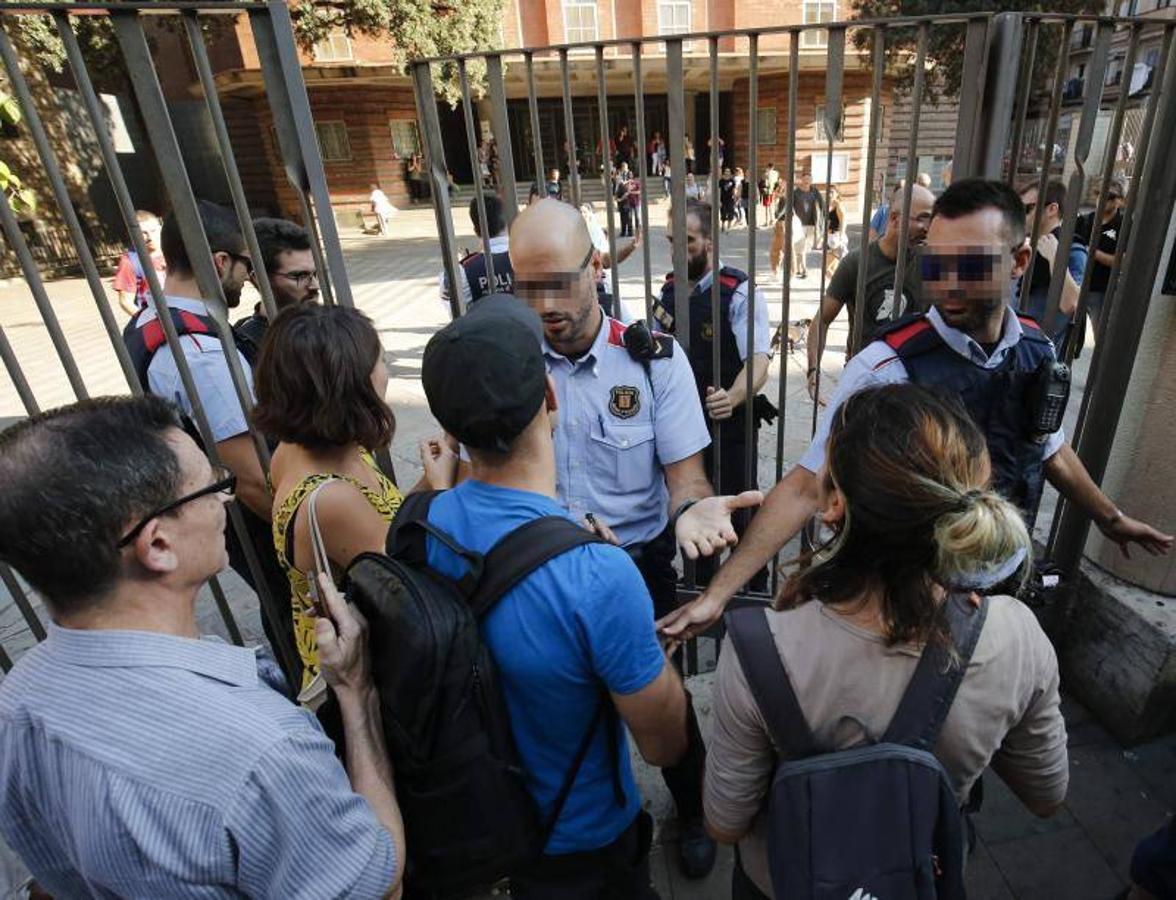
274, 269, 319, 287
228, 252, 254, 277
117, 465, 236, 548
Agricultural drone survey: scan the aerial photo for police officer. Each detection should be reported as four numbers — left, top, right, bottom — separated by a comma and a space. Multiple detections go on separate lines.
661, 178, 1174, 644
508, 198, 763, 880
439, 194, 515, 310
656, 200, 772, 587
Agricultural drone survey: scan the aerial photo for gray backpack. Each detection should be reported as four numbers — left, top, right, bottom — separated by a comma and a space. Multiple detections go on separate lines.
725, 594, 987, 900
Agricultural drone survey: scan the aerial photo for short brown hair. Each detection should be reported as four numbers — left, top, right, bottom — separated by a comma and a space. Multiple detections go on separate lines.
252, 305, 394, 452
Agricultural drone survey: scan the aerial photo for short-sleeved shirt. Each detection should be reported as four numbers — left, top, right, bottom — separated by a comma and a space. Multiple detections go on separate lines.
547, 315, 711, 547
1019, 226, 1088, 339
140, 296, 254, 443
826, 241, 924, 349
0, 625, 395, 899
792, 188, 824, 226
798, 306, 1066, 473
112, 250, 166, 309
1075, 209, 1122, 292
704, 597, 1068, 896
424, 480, 665, 854
691, 264, 773, 361
439, 234, 511, 310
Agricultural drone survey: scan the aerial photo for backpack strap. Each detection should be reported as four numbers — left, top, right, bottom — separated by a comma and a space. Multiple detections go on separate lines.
725, 606, 818, 759
385, 490, 485, 596
467, 515, 604, 618
883, 593, 989, 750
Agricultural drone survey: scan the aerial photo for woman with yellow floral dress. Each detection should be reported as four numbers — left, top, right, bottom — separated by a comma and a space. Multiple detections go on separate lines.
253, 305, 456, 695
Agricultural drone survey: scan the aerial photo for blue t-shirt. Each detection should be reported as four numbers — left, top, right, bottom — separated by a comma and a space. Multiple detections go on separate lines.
425, 480, 666, 855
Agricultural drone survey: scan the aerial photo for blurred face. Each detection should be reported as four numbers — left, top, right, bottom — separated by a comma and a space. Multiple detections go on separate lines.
514, 240, 600, 355
920, 208, 1030, 336
886, 186, 935, 246
722, 167, 732, 178
141, 218, 162, 252
164, 429, 230, 578
1020, 187, 1059, 230
800, 174, 812, 190
1103, 190, 1123, 217
370, 353, 389, 401
213, 248, 251, 309
667, 211, 711, 281
267, 248, 319, 309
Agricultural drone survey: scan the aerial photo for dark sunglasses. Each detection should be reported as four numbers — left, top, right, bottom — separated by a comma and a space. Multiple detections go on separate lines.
117, 465, 236, 548
918, 247, 1014, 282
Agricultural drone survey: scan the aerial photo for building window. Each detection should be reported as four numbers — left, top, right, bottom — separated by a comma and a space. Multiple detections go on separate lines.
563, 0, 597, 44
809, 151, 849, 184
390, 120, 420, 159
658, 0, 691, 36
313, 32, 353, 62
813, 103, 842, 142
801, 0, 837, 49
315, 122, 352, 162
756, 108, 777, 145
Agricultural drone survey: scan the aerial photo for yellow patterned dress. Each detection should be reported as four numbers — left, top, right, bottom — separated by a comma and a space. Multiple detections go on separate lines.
272, 452, 402, 691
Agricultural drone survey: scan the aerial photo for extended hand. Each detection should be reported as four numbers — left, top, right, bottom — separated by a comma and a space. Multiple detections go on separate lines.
675, 491, 764, 559
1098, 513, 1174, 559
419, 434, 459, 490
705, 386, 733, 420
314, 572, 372, 696
657, 590, 728, 643
1035, 232, 1059, 266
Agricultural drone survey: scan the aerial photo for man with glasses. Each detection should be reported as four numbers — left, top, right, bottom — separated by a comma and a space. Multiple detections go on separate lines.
233, 217, 320, 364
0, 396, 405, 898
806, 181, 935, 402
122, 199, 299, 687
507, 198, 763, 881
1074, 178, 1126, 349
661, 177, 1172, 645
1017, 179, 1087, 352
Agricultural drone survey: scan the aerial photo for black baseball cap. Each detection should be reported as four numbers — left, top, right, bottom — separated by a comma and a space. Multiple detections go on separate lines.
422, 293, 547, 452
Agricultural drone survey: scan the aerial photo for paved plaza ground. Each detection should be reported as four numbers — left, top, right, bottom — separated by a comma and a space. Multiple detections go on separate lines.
1, 202, 1172, 898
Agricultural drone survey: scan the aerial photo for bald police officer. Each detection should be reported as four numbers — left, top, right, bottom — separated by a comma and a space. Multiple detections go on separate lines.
508, 199, 762, 880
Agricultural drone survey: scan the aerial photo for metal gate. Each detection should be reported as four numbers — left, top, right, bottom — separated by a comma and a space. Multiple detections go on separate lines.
0, 6, 1174, 675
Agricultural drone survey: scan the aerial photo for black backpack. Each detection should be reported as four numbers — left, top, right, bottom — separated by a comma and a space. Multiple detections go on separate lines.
725, 594, 987, 900
342, 491, 620, 898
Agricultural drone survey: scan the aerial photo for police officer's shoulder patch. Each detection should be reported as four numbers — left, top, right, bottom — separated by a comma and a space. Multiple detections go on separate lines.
608, 385, 641, 419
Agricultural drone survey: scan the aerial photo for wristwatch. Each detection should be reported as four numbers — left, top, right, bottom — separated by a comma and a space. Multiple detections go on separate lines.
671, 498, 700, 532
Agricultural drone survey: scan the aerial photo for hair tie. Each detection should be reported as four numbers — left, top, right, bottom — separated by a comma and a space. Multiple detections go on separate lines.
945, 546, 1029, 591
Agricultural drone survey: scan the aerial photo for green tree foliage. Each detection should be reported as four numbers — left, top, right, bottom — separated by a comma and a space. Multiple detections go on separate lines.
848, 0, 1107, 103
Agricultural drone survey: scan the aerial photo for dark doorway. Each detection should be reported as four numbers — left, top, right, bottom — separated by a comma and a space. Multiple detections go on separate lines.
436, 100, 475, 184
693, 91, 736, 176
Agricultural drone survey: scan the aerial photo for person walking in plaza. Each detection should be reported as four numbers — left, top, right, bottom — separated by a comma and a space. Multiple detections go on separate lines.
421, 296, 688, 898
792, 172, 825, 278
231, 217, 320, 365
0, 396, 405, 898
768, 181, 805, 284
806, 181, 935, 402
1074, 177, 1126, 349
508, 198, 764, 880
615, 162, 639, 237
1017, 179, 1086, 351
111, 209, 165, 316
761, 162, 779, 223
733, 167, 748, 227
657, 200, 773, 590
121, 199, 298, 684
660, 177, 1173, 645
706, 384, 1070, 899
253, 304, 457, 697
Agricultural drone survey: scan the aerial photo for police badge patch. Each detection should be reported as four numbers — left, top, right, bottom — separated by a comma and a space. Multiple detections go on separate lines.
608, 385, 640, 419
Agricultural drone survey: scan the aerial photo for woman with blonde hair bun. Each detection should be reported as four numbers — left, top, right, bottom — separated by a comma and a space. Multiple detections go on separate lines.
704, 383, 1070, 899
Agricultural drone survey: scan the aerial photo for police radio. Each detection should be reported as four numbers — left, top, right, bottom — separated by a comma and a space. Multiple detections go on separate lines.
1025, 359, 1071, 443
622, 320, 674, 363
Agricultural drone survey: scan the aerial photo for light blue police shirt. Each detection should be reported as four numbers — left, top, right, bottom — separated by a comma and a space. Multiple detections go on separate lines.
140, 296, 254, 442
0, 625, 395, 899
547, 315, 711, 547
799, 306, 1066, 473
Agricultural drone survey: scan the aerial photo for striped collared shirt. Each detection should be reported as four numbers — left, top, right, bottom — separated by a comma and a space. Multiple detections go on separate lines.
0, 625, 394, 899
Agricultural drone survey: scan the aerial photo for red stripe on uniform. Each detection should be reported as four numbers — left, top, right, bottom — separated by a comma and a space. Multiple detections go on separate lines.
882, 318, 932, 350
719, 274, 740, 289
607, 317, 627, 347
1017, 315, 1043, 333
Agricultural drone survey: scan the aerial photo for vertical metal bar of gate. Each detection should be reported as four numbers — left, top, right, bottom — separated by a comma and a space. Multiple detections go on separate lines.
1061, 21, 1140, 370
55, 12, 283, 664
0, 641, 12, 674
952, 18, 992, 180
0, 22, 140, 394
525, 53, 546, 187
595, 46, 621, 305
413, 63, 465, 320
1041, 21, 1111, 340
973, 13, 1023, 179
486, 55, 519, 224
1, 564, 45, 642
0, 324, 36, 414
559, 49, 581, 208
256, 0, 352, 307
889, 23, 928, 325
182, 11, 278, 322
1007, 19, 1041, 185
851, 28, 886, 359
111, 12, 271, 474
809, 27, 845, 433
1049, 31, 1176, 575
0, 189, 88, 401
1018, 19, 1076, 313
667, 39, 689, 346
744, 34, 759, 489
708, 35, 723, 492
458, 59, 497, 291
631, 42, 654, 325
